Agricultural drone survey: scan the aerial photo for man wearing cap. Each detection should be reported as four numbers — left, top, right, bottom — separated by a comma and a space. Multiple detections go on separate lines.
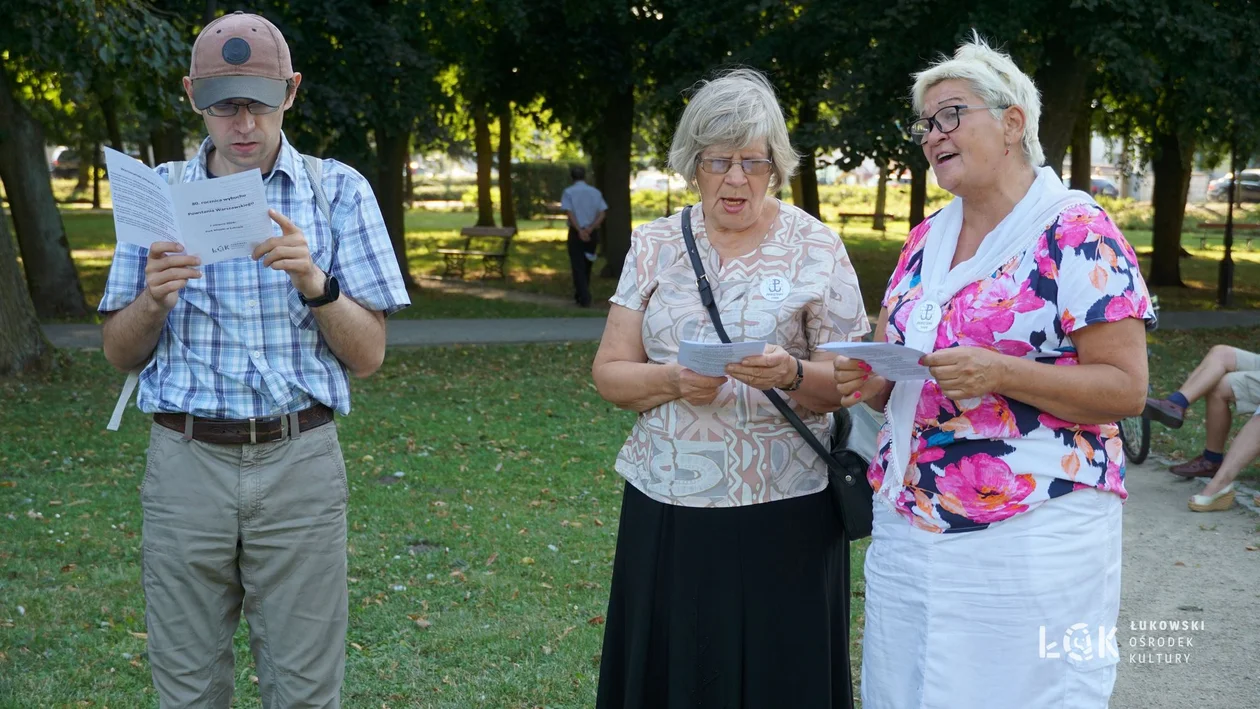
99, 11, 409, 707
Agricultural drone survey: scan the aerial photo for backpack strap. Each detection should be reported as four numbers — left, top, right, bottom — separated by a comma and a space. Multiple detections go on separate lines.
301, 154, 332, 224
108, 160, 186, 432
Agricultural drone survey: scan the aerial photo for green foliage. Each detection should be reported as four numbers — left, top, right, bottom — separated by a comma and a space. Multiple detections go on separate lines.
510, 162, 584, 218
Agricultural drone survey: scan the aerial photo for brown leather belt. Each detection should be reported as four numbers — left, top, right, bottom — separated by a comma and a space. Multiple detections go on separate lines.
154, 404, 334, 445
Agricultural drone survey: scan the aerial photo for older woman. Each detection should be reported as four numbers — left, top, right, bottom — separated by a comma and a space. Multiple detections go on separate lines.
592, 68, 869, 708
833, 36, 1155, 709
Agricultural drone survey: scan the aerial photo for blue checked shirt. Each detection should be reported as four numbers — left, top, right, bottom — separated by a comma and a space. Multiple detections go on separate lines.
99, 134, 411, 419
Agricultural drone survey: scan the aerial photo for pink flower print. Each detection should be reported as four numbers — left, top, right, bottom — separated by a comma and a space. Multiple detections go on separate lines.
1061, 308, 1078, 334
1104, 290, 1146, 321
1038, 411, 1080, 431
916, 381, 957, 424
1105, 433, 1124, 461
1056, 206, 1100, 250
940, 276, 1044, 350
941, 396, 1020, 439
1103, 461, 1125, 494
935, 453, 1035, 523
1034, 234, 1058, 279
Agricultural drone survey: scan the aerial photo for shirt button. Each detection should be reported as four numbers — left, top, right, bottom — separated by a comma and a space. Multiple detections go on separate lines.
252, 350, 262, 359
247, 299, 258, 308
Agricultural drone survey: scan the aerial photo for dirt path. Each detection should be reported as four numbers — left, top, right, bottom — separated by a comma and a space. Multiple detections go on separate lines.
1112, 461, 1260, 708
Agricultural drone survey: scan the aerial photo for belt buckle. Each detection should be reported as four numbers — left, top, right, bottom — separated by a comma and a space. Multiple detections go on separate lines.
249, 417, 257, 445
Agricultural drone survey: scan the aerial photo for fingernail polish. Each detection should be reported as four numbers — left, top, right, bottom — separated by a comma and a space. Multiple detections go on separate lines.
853, 391, 862, 400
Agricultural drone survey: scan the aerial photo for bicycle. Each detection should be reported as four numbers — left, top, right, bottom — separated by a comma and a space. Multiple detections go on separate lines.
1118, 295, 1159, 464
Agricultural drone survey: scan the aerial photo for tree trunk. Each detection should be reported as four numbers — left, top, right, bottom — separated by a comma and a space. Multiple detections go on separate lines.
92, 143, 102, 210
597, 86, 634, 278
74, 138, 92, 192
404, 134, 414, 208
797, 150, 820, 219
99, 91, 125, 152
374, 125, 416, 289
0, 66, 89, 317
1033, 36, 1091, 175
1148, 129, 1194, 287
789, 174, 803, 206
150, 123, 185, 165
1070, 98, 1092, 192
873, 164, 888, 231
0, 199, 53, 374
473, 104, 496, 227
498, 102, 516, 228
202, 0, 217, 25
909, 164, 927, 228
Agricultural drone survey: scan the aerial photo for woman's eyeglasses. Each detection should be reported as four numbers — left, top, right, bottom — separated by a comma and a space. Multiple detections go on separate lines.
908, 105, 1007, 145
696, 157, 774, 176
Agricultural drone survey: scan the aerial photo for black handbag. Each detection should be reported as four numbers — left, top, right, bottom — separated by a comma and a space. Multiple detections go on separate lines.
678, 205, 875, 540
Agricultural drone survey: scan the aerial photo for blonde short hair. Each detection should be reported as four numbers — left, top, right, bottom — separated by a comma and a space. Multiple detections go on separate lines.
668, 68, 799, 190
912, 32, 1044, 166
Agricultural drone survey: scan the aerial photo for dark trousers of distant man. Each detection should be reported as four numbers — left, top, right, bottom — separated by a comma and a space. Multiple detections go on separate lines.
568, 225, 598, 307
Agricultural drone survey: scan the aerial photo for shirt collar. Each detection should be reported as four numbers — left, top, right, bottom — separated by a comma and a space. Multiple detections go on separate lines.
194, 131, 300, 184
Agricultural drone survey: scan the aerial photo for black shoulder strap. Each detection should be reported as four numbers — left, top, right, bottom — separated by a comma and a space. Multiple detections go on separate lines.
679, 205, 841, 469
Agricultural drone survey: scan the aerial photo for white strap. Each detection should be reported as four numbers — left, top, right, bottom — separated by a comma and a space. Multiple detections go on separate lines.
301, 154, 332, 224
107, 370, 141, 432
167, 161, 186, 186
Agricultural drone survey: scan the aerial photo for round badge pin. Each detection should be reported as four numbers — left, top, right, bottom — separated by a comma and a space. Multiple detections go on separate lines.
912, 299, 943, 333
759, 277, 791, 302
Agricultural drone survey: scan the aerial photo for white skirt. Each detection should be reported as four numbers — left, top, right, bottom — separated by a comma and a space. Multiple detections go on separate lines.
861, 489, 1122, 709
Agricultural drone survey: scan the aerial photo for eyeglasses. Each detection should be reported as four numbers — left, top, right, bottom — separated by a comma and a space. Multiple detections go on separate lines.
697, 157, 774, 176
204, 101, 282, 117
908, 105, 1007, 145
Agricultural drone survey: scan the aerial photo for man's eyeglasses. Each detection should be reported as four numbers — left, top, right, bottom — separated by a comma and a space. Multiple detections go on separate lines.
697, 157, 774, 176
204, 101, 282, 117
908, 105, 1007, 145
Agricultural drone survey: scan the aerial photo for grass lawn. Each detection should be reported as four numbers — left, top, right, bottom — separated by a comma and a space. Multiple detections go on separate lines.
2, 326, 1258, 705
51, 205, 1260, 326
0, 344, 866, 706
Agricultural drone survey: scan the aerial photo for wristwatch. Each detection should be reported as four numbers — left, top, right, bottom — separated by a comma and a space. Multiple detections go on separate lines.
780, 357, 805, 392
299, 271, 340, 308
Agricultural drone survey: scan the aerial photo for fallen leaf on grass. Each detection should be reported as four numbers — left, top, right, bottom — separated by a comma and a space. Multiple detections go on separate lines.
485, 552, 498, 566
588, 615, 605, 626
48, 500, 62, 507
1174, 561, 1186, 567
350, 642, 364, 652
0, 481, 15, 488
251, 675, 259, 684
60, 564, 77, 573
129, 631, 147, 640
594, 518, 604, 527
520, 557, 535, 565
557, 625, 576, 642
407, 614, 433, 629
542, 645, 553, 656
449, 570, 466, 582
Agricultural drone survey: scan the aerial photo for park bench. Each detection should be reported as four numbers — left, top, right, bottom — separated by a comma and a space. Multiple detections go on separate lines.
436, 225, 517, 279
1193, 222, 1258, 250
541, 201, 569, 225
835, 211, 896, 236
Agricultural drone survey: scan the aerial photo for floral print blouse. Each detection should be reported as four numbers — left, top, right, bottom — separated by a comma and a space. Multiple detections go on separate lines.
872, 203, 1155, 533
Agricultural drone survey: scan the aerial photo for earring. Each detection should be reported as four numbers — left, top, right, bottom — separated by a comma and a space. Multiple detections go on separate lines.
1004, 144, 1010, 156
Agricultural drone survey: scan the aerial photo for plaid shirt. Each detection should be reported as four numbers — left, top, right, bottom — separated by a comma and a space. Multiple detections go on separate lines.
99, 134, 410, 419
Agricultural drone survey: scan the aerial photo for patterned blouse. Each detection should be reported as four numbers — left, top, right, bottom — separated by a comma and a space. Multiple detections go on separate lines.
872, 203, 1156, 533
611, 201, 870, 507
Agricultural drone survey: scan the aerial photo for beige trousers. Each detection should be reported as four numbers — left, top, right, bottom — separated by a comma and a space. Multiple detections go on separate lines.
140, 420, 349, 708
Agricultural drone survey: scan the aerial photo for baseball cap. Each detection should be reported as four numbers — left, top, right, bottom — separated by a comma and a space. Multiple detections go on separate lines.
189, 11, 294, 110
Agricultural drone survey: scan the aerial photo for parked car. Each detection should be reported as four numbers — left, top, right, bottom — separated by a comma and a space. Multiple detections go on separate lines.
1089, 177, 1119, 198
1207, 169, 1260, 202
50, 147, 84, 178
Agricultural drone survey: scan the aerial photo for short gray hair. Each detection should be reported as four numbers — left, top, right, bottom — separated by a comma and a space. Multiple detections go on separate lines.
911, 32, 1044, 167
668, 68, 799, 191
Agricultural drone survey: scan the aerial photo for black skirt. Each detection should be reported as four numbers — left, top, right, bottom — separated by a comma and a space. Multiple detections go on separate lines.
596, 482, 854, 709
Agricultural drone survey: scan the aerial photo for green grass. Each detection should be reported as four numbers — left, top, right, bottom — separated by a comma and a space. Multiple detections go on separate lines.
1145, 327, 1260, 480
35, 204, 1260, 324
0, 345, 866, 706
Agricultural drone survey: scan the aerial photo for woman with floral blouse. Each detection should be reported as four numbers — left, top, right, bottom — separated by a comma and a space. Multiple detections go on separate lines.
834, 35, 1154, 709
592, 68, 869, 708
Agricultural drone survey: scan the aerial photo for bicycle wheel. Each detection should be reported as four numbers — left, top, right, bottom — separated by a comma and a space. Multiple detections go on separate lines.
1119, 414, 1150, 464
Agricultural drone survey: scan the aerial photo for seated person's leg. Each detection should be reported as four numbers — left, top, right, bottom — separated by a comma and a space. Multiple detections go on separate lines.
1189, 411, 1260, 511
1170, 377, 1237, 478
1147, 345, 1241, 428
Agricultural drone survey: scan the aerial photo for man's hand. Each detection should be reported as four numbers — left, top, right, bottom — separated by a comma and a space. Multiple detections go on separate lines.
726, 344, 797, 390
578, 228, 592, 243
253, 209, 325, 298
144, 241, 201, 311
672, 366, 727, 406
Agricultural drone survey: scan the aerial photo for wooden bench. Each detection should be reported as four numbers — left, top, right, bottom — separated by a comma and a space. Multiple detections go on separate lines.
835, 211, 896, 236
436, 226, 517, 279
1194, 222, 1259, 250
541, 201, 569, 225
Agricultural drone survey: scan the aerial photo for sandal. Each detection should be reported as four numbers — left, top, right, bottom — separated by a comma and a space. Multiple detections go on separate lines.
1188, 484, 1235, 512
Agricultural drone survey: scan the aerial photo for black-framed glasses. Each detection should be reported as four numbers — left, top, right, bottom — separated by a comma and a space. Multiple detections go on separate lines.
908, 105, 1007, 145
697, 157, 774, 176
204, 101, 282, 117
